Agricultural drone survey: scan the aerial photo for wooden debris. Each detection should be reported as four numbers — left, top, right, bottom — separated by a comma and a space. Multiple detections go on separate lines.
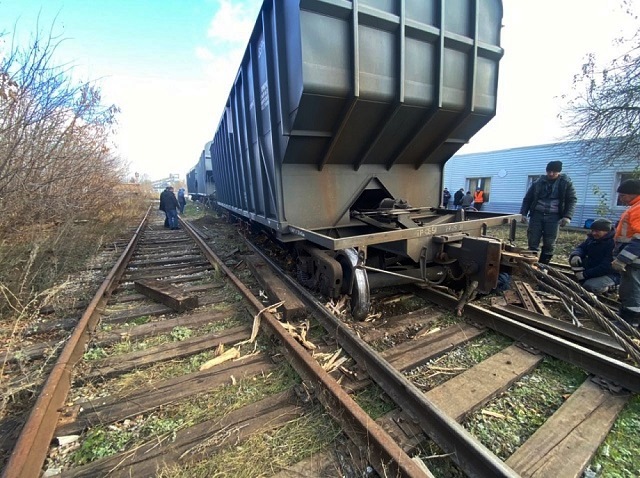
199, 346, 240, 370
481, 410, 507, 419
134, 280, 198, 312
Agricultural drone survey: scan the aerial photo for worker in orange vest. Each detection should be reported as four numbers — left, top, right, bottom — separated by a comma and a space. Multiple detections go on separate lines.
473, 188, 485, 211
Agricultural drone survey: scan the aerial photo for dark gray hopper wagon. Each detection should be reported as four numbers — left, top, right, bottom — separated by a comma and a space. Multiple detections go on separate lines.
208, 0, 520, 319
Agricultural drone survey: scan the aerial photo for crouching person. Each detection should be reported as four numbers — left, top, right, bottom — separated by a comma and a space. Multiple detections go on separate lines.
612, 179, 640, 327
568, 218, 619, 293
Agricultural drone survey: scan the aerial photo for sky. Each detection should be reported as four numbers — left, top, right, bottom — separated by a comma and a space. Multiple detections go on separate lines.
0, 0, 636, 181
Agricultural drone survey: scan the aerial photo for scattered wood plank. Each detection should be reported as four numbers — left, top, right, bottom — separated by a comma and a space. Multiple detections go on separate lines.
111, 282, 222, 304
244, 254, 305, 321
357, 307, 442, 343
505, 378, 629, 478
134, 279, 198, 312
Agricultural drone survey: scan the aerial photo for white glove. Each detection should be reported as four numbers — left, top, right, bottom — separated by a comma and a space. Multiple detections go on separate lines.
559, 217, 570, 227
569, 256, 582, 267
575, 271, 585, 281
612, 259, 627, 273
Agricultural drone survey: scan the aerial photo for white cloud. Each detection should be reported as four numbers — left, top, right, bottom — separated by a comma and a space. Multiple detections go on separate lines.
194, 46, 214, 62
207, 0, 262, 43
102, 0, 263, 180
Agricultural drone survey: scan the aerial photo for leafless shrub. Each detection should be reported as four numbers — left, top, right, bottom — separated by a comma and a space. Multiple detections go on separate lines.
0, 19, 136, 311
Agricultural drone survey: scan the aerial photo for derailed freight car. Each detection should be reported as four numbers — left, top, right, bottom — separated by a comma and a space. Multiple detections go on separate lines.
209, 0, 521, 319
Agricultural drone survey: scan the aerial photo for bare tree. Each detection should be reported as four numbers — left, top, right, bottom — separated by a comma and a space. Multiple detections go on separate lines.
560, 2, 640, 168
0, 20, 127, 232
0, 19, 137, 308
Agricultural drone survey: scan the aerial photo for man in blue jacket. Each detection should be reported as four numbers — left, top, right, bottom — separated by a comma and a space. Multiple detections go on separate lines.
520, 161, 577, 264
569, 218, 619, 293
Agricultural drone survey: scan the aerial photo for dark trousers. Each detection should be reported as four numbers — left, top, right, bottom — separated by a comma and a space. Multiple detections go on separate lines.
475, 202, 483, 211
166, 209, 179, 229
619, 264, 640, 324
527, 212, 560, 263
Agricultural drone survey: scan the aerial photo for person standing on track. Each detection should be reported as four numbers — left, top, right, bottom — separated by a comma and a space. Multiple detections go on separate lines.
160, 185, 180, 230
442, 188, 451, 209
520, 161, 577, 264
178, 187, 187, 214
159, 184, 171, 228
453, 188, 464, 210
612, 179, 640, 327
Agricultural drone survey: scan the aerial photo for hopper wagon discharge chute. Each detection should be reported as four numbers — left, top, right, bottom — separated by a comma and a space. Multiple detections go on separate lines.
208, 0, 521, 320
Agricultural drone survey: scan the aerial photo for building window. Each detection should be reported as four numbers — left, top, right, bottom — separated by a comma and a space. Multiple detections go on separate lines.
616, 172, 639, 206
468, 177, 491, 202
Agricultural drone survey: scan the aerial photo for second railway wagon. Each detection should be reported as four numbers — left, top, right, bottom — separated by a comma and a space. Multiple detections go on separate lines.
207, 0, 521, 319
189, 141, 216, 201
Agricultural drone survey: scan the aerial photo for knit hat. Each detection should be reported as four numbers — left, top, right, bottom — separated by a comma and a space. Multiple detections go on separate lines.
546, 161, 562, 172
590, 218, 612, 232
617, 179, 640, 195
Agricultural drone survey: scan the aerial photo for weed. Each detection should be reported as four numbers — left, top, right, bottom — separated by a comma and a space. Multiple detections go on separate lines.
71, 428, 134, 465
83, 347, 107, 361
170, 326, 193, 341
464, 357, 587, 459
590, 394, 640, 477
353, 385, 395, 419
157, 406, 342, 478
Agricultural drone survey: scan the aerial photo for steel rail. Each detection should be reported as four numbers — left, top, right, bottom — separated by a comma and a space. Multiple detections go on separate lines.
179, 218, 431, 478
239, 235, 519, 478
417, 288, 640, 392
491, 303, 625, 356
2, 207, 151, 478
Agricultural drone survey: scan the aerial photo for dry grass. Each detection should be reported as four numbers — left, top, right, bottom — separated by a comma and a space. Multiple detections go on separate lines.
0, 197, 150, 424
156, 406, 342, 478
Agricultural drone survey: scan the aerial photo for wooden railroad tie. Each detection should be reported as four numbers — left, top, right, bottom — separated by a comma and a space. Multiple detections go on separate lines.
134, 279, 198, 312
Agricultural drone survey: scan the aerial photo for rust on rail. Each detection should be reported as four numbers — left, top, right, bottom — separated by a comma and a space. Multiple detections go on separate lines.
179, 218, 429, 478
2, 207, 151, 478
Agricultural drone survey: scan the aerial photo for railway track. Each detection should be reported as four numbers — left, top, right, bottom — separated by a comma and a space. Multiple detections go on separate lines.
2, 209, 639, 477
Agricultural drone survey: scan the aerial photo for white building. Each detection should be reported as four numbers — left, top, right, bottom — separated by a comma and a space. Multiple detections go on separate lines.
444, 140, 636, 227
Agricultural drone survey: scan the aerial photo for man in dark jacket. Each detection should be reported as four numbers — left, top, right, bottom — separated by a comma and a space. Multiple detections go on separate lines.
461, 190, 474, 209
568, 218, 619, 293
453, 188, 464, 209
159, 185, 171, 228
520, 161, 577, 264
159, 185, 180, 229
442, 188, 451, 209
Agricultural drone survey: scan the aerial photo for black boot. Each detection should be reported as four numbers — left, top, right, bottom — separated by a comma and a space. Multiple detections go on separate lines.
539, 254, 553, 265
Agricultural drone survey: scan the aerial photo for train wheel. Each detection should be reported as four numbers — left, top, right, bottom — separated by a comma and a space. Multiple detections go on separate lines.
337, 248, 371, 321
